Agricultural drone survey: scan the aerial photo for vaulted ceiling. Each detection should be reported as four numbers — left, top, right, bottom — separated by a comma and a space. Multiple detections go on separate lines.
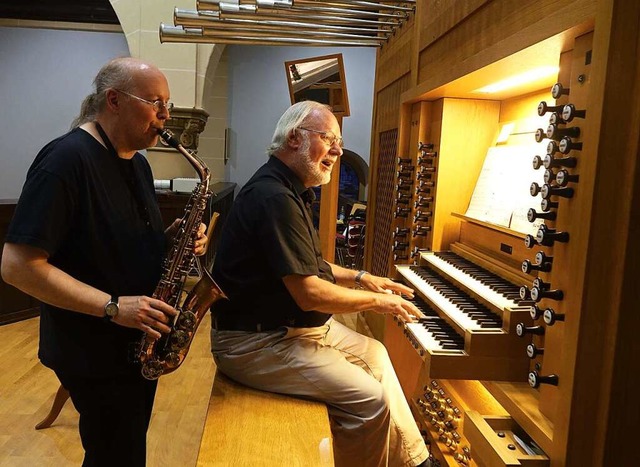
0, 0, 119, 25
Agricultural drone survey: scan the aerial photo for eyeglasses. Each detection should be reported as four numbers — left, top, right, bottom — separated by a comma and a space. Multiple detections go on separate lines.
298, 127, 344, 148
115, 89, 174, 113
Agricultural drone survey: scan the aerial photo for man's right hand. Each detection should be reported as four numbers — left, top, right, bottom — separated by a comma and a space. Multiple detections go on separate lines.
374, 292, 425, 322
114, 296, 178, 339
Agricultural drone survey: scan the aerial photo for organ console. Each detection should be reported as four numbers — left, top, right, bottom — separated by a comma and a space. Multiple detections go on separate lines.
362, 3, 636, 465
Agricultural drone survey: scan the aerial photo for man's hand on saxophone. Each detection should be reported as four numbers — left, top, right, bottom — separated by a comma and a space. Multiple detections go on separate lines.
194, 222, 208, 256
165, 219, 208, 256
112, 296, 178, 340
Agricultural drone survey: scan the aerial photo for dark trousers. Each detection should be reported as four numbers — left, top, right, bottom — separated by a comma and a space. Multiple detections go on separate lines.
56, 370, 158, 467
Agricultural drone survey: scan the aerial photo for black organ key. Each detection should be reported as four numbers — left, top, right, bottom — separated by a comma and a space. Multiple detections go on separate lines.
409, 265, 503, 328
405, 296, 465, 351
433, 251, 524, 303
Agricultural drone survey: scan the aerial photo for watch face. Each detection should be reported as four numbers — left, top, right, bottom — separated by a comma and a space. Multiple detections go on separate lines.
105, 301, 118, 317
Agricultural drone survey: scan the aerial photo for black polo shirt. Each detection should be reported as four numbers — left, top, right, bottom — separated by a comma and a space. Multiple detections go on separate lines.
211, 156, 333, 330
5, 128, 166, 376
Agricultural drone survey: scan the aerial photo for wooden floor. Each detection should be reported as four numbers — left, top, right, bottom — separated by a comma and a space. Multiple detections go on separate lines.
0, 314, 216, 467
0, 312, 360, 467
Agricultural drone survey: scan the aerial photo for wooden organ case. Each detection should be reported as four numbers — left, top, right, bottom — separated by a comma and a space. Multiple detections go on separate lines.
363, 1, 639, 466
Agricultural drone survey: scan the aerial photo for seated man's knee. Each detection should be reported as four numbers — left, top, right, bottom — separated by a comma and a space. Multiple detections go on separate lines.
355, 384, 390, 423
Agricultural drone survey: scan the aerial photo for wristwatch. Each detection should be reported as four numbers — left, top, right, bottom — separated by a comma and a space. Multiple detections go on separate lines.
355, 270, 369, 288
104, 295, 119, 322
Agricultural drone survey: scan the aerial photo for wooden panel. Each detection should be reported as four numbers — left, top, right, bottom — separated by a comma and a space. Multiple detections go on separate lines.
369, 128, 398, 278
418, 0, 490, 51
364, 76, 410, 275
432, 98, 501, 250
559, 2, 640, 464
376, 16, 415, 92
415, 0, 595, 99
384, 314, 423, 399
197, 372, 332, 466
0, 201, 39, 325
375, 75, 413, 133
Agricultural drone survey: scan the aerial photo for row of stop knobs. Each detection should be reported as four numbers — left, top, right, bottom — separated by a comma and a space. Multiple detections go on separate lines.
519, 82, 585, 389
392, 142, 438, 261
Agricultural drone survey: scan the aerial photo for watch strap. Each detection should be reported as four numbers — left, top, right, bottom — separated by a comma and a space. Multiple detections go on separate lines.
355, 270, 369, 288
103, 295, 119, 322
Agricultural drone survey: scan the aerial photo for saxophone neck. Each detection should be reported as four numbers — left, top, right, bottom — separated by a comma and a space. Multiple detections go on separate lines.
157, 128, 210, 183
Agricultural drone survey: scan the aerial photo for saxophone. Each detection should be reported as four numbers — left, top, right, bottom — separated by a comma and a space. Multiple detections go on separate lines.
138, 128, 227, 380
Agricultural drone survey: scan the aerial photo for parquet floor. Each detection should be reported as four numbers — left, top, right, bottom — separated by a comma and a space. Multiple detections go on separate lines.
0, 314, 216, 467
0, 311, 360, 466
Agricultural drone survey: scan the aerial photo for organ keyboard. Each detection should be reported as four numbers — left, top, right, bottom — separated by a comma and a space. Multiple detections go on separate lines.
422, 251, 530, 312
405, 296, 465, 355
398, 264, 503, 332
392, 250, 532, 381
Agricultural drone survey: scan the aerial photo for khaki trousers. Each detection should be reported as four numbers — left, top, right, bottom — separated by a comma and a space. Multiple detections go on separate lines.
211, 318, 428, 467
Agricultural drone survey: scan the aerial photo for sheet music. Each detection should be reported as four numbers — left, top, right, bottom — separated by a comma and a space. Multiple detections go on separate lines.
465, 144, 544, 235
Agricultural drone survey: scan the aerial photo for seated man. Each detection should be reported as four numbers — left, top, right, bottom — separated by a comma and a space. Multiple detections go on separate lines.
210, 101, 431, 467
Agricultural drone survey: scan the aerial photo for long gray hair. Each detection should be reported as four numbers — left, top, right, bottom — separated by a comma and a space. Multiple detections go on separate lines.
70, 57, 138, 128
267, 101, 331, 155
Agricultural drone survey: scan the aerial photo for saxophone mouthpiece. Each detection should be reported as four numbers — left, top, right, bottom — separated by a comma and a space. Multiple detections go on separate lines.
157, 128, 181, 150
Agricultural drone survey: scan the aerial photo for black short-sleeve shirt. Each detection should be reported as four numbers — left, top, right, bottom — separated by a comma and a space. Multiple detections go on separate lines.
211, 156, 333, 329
5, 128, 166, 376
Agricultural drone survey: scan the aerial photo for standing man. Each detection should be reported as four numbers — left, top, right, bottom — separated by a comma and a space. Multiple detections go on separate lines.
1, 57, 206, 466
210, 101, 431, 466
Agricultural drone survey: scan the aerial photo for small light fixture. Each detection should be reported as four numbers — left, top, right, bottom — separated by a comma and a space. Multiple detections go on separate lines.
473, 66, 559, 94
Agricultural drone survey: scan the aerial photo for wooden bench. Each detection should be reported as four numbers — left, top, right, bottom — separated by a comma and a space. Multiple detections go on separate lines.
197, 372, 334, 466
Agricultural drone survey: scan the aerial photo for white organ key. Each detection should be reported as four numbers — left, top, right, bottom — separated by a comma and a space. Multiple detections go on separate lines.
406, 322, 465, 355
396, 265, 497, 333
422, 252, 520, 311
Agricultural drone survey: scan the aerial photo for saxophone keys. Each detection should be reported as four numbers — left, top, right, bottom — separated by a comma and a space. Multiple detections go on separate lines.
169, 330, 190, 350
177, 310, 197, 331
165, 352, 181, 368
141, 360, 164, 380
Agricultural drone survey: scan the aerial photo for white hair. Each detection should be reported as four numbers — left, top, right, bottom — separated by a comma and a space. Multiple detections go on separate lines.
267, 101, 332, 155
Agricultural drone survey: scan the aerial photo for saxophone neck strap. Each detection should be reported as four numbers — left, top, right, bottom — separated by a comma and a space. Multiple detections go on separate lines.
94, 121, 119, 159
